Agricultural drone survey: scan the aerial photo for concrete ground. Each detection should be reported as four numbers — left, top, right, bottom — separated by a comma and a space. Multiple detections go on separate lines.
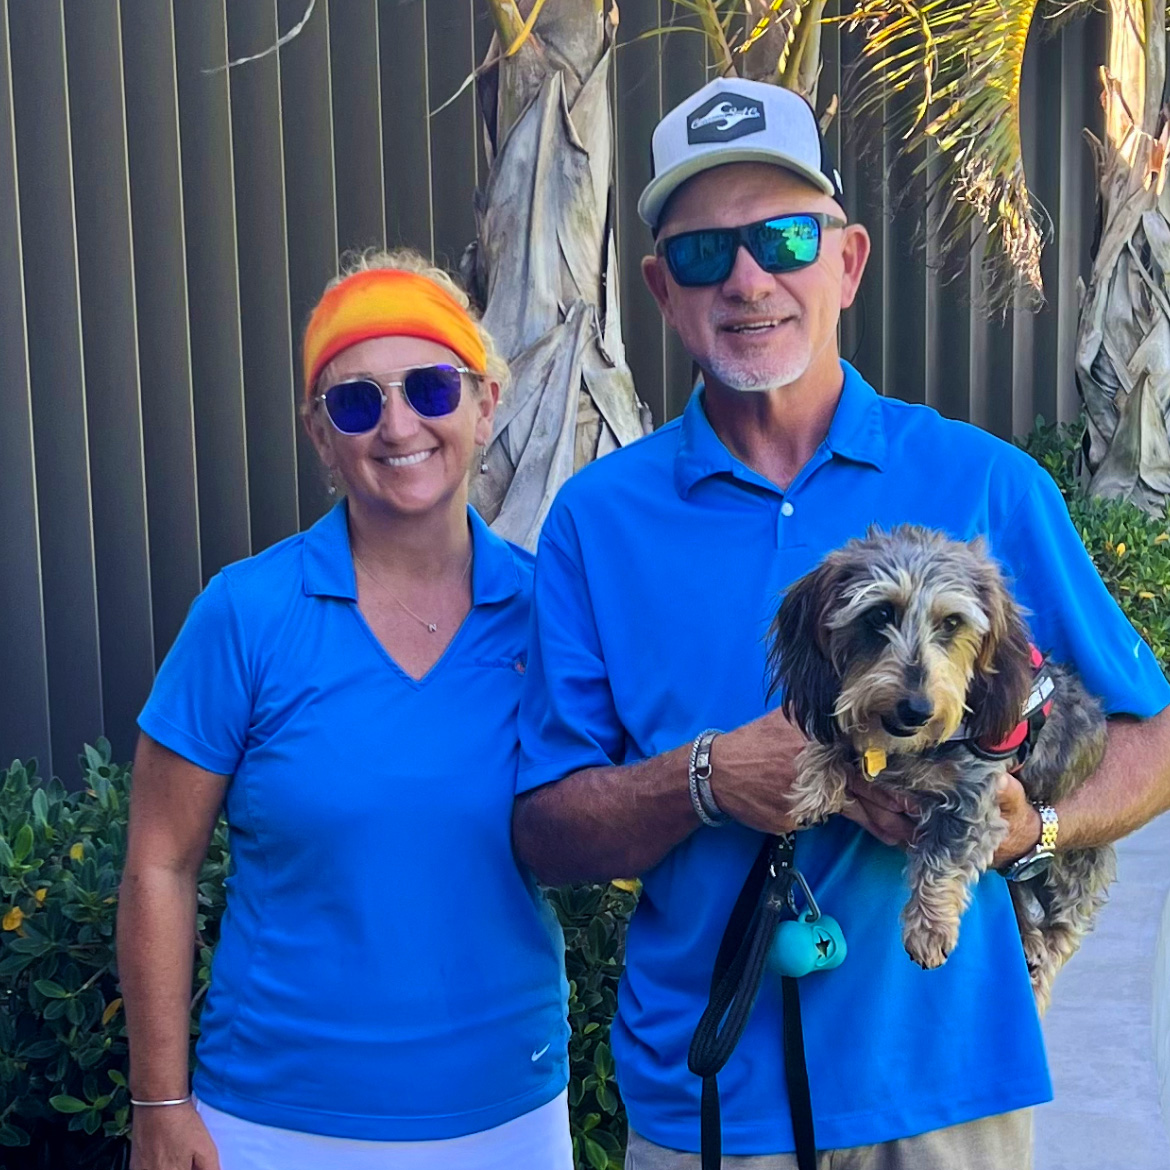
1035, 812, 1170, 1170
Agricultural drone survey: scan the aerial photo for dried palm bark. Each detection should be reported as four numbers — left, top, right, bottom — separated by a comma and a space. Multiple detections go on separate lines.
466, 0, 651, 549
1076, 0, 1170, 513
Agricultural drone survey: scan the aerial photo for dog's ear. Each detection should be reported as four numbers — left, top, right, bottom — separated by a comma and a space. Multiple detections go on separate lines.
964, 553, 1034, 744
767, 558, 846, 743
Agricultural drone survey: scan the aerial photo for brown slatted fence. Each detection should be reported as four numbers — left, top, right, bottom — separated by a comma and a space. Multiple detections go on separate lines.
0, 0, 1104, 778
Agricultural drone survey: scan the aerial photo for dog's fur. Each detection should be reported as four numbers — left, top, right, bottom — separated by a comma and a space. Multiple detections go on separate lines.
767, 525, 1114, 1012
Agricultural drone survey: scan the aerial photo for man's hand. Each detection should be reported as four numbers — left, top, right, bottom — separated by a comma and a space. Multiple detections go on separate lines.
706, 708, 812, 835
992, 771, 1043, 869
841, 774, 918, 848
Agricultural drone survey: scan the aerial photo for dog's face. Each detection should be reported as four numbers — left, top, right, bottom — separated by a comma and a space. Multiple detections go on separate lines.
768, 526, 1034, 756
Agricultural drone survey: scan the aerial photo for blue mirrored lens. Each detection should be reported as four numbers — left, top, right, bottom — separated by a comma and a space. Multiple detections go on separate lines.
663, 214, 824, 286
665, 231, 736, 286
323, 379, 384, 434
750, 214, 821, 270
403, 364, 463, 418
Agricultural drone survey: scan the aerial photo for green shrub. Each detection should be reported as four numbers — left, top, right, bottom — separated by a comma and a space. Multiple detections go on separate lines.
0, 743, 227, 1168
546, 880, 638, 1170
1020, 418, 1170, 664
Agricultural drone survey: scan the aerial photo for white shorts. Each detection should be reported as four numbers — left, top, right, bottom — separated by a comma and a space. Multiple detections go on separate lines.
195, 1089, 574, 1170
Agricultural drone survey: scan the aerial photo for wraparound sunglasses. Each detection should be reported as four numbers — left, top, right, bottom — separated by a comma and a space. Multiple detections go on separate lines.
657, 212, 847, 288
314, 364, 476, 435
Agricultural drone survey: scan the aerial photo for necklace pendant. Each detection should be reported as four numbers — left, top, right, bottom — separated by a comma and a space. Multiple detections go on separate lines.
427, 622, 437, 634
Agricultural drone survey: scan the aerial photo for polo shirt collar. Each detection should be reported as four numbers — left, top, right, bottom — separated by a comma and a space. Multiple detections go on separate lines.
673, 359, 887, 498
301, 500, 521, 605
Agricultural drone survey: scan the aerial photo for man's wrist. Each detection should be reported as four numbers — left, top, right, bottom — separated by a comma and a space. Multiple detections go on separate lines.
688, 729, 731, 826
1000, 802, 1059, 880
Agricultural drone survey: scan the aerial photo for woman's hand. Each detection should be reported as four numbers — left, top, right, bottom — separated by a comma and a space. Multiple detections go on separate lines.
129, 1102, 221, 1170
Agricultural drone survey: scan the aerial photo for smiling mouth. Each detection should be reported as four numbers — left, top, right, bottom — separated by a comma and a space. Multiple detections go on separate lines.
723, 319, 790, 334
377, 450, 435, 468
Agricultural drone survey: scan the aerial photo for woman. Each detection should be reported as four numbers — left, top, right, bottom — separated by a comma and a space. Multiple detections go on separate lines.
117, 250, 571, 1170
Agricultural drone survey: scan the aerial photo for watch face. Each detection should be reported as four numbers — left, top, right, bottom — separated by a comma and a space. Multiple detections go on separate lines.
1008, 851, 1054, 883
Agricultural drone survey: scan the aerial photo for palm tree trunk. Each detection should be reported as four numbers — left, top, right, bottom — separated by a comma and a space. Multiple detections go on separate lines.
1076, 0, 1170, 513
466, 0, 650, 550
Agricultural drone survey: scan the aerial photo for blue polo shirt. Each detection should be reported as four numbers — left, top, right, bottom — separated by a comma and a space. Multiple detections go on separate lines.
518, 361, 1170, 1154
139, 502, 569, 1140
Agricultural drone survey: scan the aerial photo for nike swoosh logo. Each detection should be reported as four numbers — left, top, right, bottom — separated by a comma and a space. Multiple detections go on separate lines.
531, 1043, 551, 1062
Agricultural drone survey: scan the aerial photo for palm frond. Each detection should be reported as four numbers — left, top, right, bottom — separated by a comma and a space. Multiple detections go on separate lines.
844, 0, 1048, 308
658, 0, 739, 75
651, 0, 827, 96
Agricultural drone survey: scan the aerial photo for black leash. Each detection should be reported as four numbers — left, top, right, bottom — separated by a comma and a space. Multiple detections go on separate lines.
687, 834, 819, 1170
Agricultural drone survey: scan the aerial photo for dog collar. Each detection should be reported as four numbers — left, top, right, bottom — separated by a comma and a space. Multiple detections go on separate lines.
951, 645, 1054, 770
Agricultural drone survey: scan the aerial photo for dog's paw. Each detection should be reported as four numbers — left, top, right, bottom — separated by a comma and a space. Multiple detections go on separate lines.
1020, 931, 1048, 979
787, 793, 835, 828
902, 918, 958, 970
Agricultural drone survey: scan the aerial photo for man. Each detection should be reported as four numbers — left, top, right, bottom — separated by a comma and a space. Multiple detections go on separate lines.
513, 77, 1170, 1169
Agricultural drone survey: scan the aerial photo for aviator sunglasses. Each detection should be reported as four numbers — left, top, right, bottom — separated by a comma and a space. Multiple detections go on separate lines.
315, 364, 475, 435
657, 212, 847, 288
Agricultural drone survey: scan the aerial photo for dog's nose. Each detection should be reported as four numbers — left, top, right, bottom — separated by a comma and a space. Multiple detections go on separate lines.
895, 696, 934, 728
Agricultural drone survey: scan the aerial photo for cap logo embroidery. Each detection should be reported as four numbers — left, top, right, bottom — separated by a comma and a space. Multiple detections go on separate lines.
687, 94, 765, 144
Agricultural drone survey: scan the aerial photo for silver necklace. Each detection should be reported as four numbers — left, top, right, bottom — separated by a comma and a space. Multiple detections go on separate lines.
353, 550, 472, 635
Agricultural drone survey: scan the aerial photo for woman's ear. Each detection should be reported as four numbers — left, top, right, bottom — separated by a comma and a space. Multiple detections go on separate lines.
767, 557, 847, 743
473, 377, 500, 448
304, 400, 336, 464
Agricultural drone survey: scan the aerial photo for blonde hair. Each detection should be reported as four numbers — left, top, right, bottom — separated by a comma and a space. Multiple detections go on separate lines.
309, 246, 510, 398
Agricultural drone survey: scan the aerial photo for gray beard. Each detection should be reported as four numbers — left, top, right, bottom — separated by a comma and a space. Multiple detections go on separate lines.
706, 348, 811, 393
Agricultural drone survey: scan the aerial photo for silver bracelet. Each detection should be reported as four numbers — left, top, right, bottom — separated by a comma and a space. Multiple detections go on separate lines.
689, 729, 730, 827
129, 1094, 192, 1107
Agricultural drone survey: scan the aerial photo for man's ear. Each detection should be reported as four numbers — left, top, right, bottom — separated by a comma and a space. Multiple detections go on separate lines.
641, 254, 676, 328
839, 224, 871, 311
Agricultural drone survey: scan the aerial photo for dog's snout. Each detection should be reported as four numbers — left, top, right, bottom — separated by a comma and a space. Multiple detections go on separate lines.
895, 696, 934, 728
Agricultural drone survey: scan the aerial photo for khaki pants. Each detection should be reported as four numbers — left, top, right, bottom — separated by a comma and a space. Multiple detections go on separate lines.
625, 1110, 1033, 1170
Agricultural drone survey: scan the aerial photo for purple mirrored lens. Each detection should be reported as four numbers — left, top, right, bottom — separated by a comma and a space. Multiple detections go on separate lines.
323, 379, 385, 434
403, 364, 463, 418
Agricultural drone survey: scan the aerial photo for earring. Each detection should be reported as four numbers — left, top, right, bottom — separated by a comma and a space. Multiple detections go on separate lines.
326, 469, 338, 497
479, 447, 489, 475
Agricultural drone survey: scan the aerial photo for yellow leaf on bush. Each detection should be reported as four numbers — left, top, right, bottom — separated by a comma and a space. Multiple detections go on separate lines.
34, 888, 47, 904
610, 878, 640, 893
102, 997, 123, 1026
69, 842, 84, 862
3, 907, 24, 931
1116, 543, 1127, 557
1156, 533, 1169, 544
1140, 591, 1155, 600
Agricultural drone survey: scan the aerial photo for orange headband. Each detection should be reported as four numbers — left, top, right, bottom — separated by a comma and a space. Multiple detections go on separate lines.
302, 269, 488, 397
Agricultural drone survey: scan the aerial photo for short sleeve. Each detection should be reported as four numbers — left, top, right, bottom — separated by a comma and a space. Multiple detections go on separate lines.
994, 469, 1170, 718
137, 572, 254, 775
517, 528, 626, 795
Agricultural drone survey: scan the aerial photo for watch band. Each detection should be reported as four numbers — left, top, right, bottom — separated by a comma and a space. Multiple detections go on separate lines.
998, 802, 1059, 881
689, 729, 730, 827
1037, 803, 1059, 851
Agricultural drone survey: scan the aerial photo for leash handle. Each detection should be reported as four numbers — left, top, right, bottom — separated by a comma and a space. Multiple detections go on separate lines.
688, 835, 818, 1170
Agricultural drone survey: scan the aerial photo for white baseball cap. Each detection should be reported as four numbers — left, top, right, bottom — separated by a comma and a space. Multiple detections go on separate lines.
637, 77, 844, 231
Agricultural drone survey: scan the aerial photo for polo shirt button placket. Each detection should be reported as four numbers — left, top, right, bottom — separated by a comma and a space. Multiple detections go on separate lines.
777, 498, 795, 547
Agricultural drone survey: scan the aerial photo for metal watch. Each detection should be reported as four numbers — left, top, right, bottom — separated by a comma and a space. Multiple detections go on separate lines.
999, 803, 1058, 882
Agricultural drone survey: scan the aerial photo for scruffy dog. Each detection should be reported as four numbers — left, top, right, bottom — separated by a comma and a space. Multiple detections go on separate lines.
767, 525, 1114, 1012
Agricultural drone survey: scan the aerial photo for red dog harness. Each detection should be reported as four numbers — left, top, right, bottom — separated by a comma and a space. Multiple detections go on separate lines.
952, 646, 1055, 772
